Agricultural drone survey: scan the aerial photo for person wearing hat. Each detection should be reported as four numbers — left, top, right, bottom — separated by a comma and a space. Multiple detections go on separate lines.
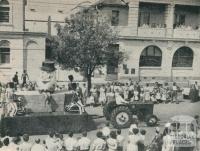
37, 61, 56, 93
68, 75, 77, 91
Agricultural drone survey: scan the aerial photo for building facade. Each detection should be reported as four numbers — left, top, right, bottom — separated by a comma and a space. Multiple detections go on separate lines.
0, 0, 46, 82
24, 0, 200, 83
94, 0, 200, 82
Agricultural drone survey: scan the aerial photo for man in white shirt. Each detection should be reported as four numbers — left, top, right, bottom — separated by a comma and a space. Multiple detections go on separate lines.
107, 131, 118, 151
64, 131, 77, 151
77, 131, 91, 151
31, 139, 46, 151
115, 89, 128, 105
45, 131, 58, 151
19, 134, 33, 151
91, 131, 106, 151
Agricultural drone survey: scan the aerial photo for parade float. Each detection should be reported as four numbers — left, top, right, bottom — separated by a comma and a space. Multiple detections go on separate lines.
0, 61, 96, 136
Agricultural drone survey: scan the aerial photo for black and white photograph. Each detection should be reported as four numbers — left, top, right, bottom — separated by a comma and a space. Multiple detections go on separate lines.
0, 0, 200, 150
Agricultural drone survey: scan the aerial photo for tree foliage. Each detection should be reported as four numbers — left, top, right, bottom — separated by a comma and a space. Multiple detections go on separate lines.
50, 11, 124, 90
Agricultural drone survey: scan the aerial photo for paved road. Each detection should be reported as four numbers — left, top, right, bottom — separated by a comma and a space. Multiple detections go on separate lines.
29, 99, 200, 147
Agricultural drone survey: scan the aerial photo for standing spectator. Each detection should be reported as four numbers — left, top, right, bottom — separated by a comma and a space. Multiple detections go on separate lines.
138, 129, 146, 151
82, 83, 87, 105
99, 85, 106, 106
172, 82, 178, 104
107, 131, 118, 151
116, 129, 124, 151
91, 131, 106, 151
90, 86, 98, 106
6, 82, 14, 103
21, 70, 29, 87
64, 131, 77, 151
13, 72, 19, 90
45, 131, 58, 151
77, 131, 91, 151
19, 134, 32, 151
133, 85, 139, 101
123, 83, 129, 100
190, 81, 199, 102
87, 93, 95, 107
162, 129, 173, 151
189, 84, 197, 103
31, 139, 46, 151
144, 83, 151, 102
5, 98, 18, 117
127, 128, 140, 151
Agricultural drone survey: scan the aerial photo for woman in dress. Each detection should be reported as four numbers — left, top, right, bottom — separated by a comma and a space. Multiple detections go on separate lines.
127, 128, 140, 151
162, 128, 174, 151
99, 85, 106, 106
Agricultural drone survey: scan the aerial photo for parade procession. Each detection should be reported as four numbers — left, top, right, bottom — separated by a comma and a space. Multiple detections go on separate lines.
0, 0, 200, 151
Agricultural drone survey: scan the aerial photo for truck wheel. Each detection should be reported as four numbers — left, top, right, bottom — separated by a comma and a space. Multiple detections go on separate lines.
110, 106, 132, 129
146, 115, 158, 127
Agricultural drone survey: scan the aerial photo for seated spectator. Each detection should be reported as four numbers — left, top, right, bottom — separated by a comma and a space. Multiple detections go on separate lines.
91, 131, 106, 151
116, 129, 124, 151
45, 131, 58, 151
31, 138, 46, 151
9, 137, 20, 151
102, 122, 111, 138
77, 131, 91, 151
107, 131, 118, 151
55, 133, 64, 151
19, 134, 32, 151
64, 131, 77, 151
2, 137, 11, 151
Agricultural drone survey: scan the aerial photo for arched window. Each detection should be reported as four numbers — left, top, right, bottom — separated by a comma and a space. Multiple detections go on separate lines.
0, 40, 10, 64
172, 47, 193, 67
0, 0, 9, 23
139, 45, 162, 67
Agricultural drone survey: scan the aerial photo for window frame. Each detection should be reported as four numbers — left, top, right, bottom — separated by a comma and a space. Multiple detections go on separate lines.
0, 0, 12, 25
139, 46, 162, 67
0, 47, 10, 64
111, 10, 119, 26
172, 47, 193, 68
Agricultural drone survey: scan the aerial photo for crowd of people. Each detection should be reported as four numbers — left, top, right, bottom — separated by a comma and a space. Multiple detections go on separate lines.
83, 81, 182, 106
0, 115, 199, 151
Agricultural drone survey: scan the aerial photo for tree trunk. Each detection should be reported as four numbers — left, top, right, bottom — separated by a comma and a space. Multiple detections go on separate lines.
87, 74, 92, 96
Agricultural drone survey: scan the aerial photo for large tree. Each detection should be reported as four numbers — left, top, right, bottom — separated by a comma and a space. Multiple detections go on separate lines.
51, 10, 124, 92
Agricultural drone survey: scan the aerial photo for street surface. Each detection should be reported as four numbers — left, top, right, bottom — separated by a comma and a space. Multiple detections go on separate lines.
29, 97, 200, 147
